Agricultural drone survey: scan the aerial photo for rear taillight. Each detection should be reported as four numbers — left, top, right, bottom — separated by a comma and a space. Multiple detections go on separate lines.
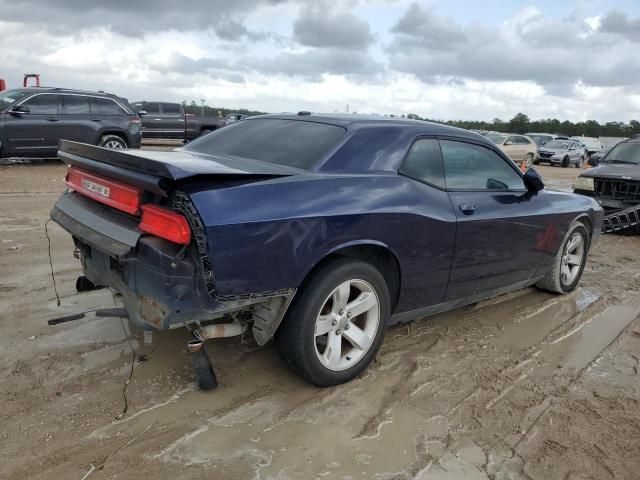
139, 204, 191, 245
131, 117, 141, 124
65, 166, 142, 215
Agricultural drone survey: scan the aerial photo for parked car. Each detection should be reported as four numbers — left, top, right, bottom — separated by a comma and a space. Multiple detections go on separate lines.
535, 139, 586, 168
571, 136, 603, 156
131, 101, 225, 141
485, 133, 537, 167
574, 136, 640, 212
51, 114, 603, 388
525, 132, 558, 146
225, 113, 248, 126
0, 87, 140, 158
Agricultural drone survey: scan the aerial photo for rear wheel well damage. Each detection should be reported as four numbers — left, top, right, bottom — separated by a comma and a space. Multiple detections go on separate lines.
297, 244, 401, 314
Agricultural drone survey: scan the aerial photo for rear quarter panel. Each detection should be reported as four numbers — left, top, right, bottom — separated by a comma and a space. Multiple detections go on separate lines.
187, 174, 457, 312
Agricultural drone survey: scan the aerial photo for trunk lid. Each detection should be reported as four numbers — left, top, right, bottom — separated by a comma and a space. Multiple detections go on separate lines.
58, 140, 302, 196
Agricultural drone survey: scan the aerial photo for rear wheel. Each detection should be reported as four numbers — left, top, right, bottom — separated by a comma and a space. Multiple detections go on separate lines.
275, 259, 389, 387
99, 134, 127, 149
536, 223, 589, 294
524, 153, 534, 168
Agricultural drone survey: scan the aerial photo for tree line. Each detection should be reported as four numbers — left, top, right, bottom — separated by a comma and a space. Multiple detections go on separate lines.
407, 112, 640, 138
182, 100, 639, 138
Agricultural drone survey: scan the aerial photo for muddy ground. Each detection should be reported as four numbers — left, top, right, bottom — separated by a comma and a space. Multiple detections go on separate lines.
1, 160, 639, 480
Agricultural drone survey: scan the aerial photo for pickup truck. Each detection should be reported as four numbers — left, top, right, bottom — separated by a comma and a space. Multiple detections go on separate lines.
132, 101, 225, 141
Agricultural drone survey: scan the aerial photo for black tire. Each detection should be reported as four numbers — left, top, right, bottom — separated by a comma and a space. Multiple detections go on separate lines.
99, 134, 127, 149
275, 258, 390, 387
536, 222, 590, 294
199, 129, 212, 137
532, 159, 540, 165
561, 156, 570, 168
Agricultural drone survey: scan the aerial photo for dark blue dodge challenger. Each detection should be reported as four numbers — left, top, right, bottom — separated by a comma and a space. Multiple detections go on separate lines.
51, 114, 603, 388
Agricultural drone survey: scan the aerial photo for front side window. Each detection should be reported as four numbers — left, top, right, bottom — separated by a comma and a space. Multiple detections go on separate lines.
515, 136, 531, 145
399, 138, 445, 188
0, 89, 31, 108
62, 95, 91, 114
505, 136, 518, 145
91, 97, 126, 115
22, 94, 61, 114
440, 140, 524, 191
184, 118, 346, 170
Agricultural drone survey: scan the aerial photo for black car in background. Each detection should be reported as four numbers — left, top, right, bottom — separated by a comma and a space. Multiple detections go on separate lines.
131, 101, 225, 141
0, 88, 141, 158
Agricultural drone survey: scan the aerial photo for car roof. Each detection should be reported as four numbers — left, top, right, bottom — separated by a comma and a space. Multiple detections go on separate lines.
9, 87, 119, 98
248, 113, 483, 138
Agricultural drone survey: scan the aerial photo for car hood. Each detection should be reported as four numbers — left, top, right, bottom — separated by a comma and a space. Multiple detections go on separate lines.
539, 147, 568, 154
580, 163, 640, 181
58, 140, 304, 181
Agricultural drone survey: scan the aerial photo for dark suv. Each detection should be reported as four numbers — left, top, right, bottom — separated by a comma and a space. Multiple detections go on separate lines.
0, 88, 141, 158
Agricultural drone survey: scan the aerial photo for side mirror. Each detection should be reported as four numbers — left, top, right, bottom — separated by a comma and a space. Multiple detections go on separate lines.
9, 104, 30, 114
588, 157, 599, 167
138, 110, 147, 116
523, 168, 545, 192
504, 141, 512, 146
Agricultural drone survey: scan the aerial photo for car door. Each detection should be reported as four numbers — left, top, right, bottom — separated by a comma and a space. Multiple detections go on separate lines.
138, 102, 161, 138
58, 94, 95, 143
4, 93, 62, 157
440, 138, 555, 301
159, 103, 186, 139
503, 135, 521, 161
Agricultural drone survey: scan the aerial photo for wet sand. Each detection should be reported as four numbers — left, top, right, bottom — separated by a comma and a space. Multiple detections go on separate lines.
1, 161, 639, 479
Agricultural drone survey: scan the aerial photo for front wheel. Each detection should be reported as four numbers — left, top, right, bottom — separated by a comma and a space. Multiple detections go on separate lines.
199, 129, 212, 137
99, 134, 127, 149
561, 156, 570, 168
275, 259, 389, 387
536, 223, 589, 294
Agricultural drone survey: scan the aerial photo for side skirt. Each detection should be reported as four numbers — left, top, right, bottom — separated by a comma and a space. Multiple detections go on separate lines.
389, 277, 544, 325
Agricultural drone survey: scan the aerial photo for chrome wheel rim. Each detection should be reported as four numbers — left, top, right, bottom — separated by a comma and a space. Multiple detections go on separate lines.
561, 232, 585, 286
104, 140, 124, 149
314, 279, 380, 372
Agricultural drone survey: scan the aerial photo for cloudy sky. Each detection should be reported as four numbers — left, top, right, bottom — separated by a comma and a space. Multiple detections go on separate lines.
2, 0, 640, 121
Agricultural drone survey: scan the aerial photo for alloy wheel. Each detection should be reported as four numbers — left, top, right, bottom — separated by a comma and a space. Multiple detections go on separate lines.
104, 140, 124, 149
561, 232, 585, 286
314, 279, 380, 371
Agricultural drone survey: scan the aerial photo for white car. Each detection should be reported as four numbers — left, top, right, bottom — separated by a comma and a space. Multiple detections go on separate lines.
571, 136, 603, 156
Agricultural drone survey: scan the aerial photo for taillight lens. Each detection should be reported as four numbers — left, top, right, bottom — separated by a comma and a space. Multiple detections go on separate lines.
131, 117, 141, 124
139, 204, 191, 245
65, 166, 141, 214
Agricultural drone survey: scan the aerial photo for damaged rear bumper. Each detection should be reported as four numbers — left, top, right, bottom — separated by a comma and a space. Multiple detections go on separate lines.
51, 191, 294, 340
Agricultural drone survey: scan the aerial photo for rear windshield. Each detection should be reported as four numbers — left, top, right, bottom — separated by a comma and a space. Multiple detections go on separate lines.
184, 118, 346, 169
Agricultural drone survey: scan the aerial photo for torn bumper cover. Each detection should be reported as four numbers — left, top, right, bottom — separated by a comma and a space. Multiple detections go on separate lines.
51, 191, 294, 339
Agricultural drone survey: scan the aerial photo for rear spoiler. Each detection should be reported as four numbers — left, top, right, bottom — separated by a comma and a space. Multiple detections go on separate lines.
57, 140, 301, 197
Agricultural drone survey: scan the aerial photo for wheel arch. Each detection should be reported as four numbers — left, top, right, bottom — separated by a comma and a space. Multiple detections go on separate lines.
98, 130, 128, 145
297, 240, 402, 314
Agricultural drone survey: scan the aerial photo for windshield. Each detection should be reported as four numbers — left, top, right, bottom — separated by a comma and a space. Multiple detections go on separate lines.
184, 118, 346, 169
485, 134, 507, 144
0, 89, 30, 108
601, 142, 640, 165
529, 135, 552, 146
544, 140, 570, 149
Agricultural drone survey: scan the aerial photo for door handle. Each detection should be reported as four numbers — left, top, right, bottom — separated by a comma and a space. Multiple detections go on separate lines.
459, 204, 476, 215
90, 118, 103, 121
154, 118, 162, 121
46, 117, 59, 122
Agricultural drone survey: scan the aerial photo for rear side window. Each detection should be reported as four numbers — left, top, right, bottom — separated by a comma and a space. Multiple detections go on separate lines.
162, 103, 181, 115
440, 140, 524, 191
139, 102, 159, 114
91, 97, 126, 115
22, 94, 60, 114
184, 119, 346, 169
399, 139, 445, 188
62, 95, 90, 114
